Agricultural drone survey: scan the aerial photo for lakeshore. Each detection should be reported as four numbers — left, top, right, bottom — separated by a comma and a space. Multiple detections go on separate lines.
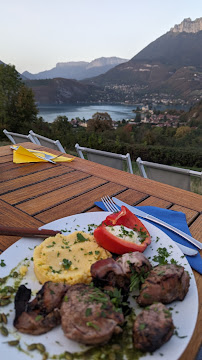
38, 103, 189, 123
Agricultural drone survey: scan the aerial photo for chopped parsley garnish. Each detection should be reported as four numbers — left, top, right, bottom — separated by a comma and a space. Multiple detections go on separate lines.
86, 322, 100, 330
75, 233, 89, 243
139, 323, 146, 330
143, 293, 151, 298
63, 295, 68, 302
85, 308, 92, 317
35, 315, 43, 322
163, 309, 172, 318
49, 266, 61, 274
0, 260, 6, 267
138, 228, 149, 243
170, 258, 178, 265
62, 259, 72, 270
129, 263, 149, 292
152, 247, 171, 265
119, 225, 135, 238
46, 241, 56, 248
174, 330, 187, 338
62, 239, 69, 246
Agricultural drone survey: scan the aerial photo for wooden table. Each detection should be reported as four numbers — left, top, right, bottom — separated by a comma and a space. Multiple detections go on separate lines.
0, 142, 201, 359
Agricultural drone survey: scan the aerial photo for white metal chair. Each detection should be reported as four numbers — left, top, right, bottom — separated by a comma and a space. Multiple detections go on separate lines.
75, 143, 133, 173
136, 157, 202, 191
29, 130, 66, 153
3, 129, 37, 145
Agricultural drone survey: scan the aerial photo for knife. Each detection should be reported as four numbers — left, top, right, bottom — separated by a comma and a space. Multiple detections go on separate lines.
0, 226, 61, 238
173, 243, 198, 256
112, 197, 202, 251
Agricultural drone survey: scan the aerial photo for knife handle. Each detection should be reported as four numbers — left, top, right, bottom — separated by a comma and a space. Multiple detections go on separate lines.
0, 226, 61, 238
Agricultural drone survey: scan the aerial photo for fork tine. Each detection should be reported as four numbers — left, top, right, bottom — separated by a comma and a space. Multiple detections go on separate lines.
101, 197, 112, 211
106, 196, 119, 212
101, 196, 119, 212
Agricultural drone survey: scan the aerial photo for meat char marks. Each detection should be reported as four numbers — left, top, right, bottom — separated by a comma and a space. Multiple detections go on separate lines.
137, 264, 190, 306
14, 282, 68, 334
133, 303, 174, 352
60, 283, 124, 345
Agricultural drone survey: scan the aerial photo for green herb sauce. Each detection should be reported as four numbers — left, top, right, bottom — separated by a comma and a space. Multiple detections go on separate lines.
51, 311, 145, 360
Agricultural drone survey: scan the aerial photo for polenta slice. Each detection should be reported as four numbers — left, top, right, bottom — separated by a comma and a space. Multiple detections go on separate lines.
33, 231, 111, 284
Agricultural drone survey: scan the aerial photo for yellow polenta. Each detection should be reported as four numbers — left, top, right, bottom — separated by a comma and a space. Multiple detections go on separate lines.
33, 231, 111, 285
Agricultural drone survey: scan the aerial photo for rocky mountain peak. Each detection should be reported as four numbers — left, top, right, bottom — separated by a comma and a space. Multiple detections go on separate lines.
170, 17, 202, 33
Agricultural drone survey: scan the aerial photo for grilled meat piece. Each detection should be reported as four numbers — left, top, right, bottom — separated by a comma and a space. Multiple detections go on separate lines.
14, 308, 61, 335
60, 283, 124, 345
137, 264, 190, 306
14, 282, 68, 334
28, 281, 68, 313
116, 252, 152, 276
133, 303, 174, 352
91, 252, 151, 293
91, 258, 128, 291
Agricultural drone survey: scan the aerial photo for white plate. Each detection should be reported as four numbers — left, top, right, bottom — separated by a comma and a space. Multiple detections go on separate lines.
0, 212, 198, 360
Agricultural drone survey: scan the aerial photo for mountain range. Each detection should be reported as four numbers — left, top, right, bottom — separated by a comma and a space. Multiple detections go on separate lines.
26, 17, 202, 105
85, 18, 202, 103
2, 17, 202, 105
22, 57, 128, 81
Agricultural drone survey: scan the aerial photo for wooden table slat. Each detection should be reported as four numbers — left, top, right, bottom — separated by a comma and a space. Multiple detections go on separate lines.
16, 176, 109, 215
137, 195, 172, 208
0, 162, 59, 182
67, 158, 202, 211
0, 171, 91, 205
169, 204, 199, 226
0, 167, 75, 194
35, 182, 127, 223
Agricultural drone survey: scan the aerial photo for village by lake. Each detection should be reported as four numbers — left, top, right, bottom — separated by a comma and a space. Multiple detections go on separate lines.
38, 103, 189, 123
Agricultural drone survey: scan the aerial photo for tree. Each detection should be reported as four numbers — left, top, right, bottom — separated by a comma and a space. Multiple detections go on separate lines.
135, 112, 141, 122
175, 126, 191, 138
51, 115, 73, 147
87, 112, 113, 132
0, 64, 38, 135
14, 84, 38, 132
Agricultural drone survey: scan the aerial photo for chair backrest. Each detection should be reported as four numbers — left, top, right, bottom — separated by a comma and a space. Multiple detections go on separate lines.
29, 130, 66, 153
136, 157, 202, 191
3, 129, 37, 145
75, 143, 133, 174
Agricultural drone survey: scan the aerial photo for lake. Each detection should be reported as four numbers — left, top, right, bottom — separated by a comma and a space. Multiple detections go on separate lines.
38, 103, 189, 123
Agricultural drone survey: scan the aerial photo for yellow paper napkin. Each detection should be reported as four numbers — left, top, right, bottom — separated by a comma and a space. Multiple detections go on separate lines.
12, 145, 74, 164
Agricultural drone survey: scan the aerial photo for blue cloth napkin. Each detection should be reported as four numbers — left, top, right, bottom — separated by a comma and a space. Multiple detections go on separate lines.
95, 201, 202, 274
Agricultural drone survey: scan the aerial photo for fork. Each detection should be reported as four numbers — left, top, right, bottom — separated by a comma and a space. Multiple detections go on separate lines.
101, 196, 119, 212
101, 196, 198, 256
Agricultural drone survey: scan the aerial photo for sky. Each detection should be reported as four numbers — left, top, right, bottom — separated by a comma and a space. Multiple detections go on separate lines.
1, 0, 202, 74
